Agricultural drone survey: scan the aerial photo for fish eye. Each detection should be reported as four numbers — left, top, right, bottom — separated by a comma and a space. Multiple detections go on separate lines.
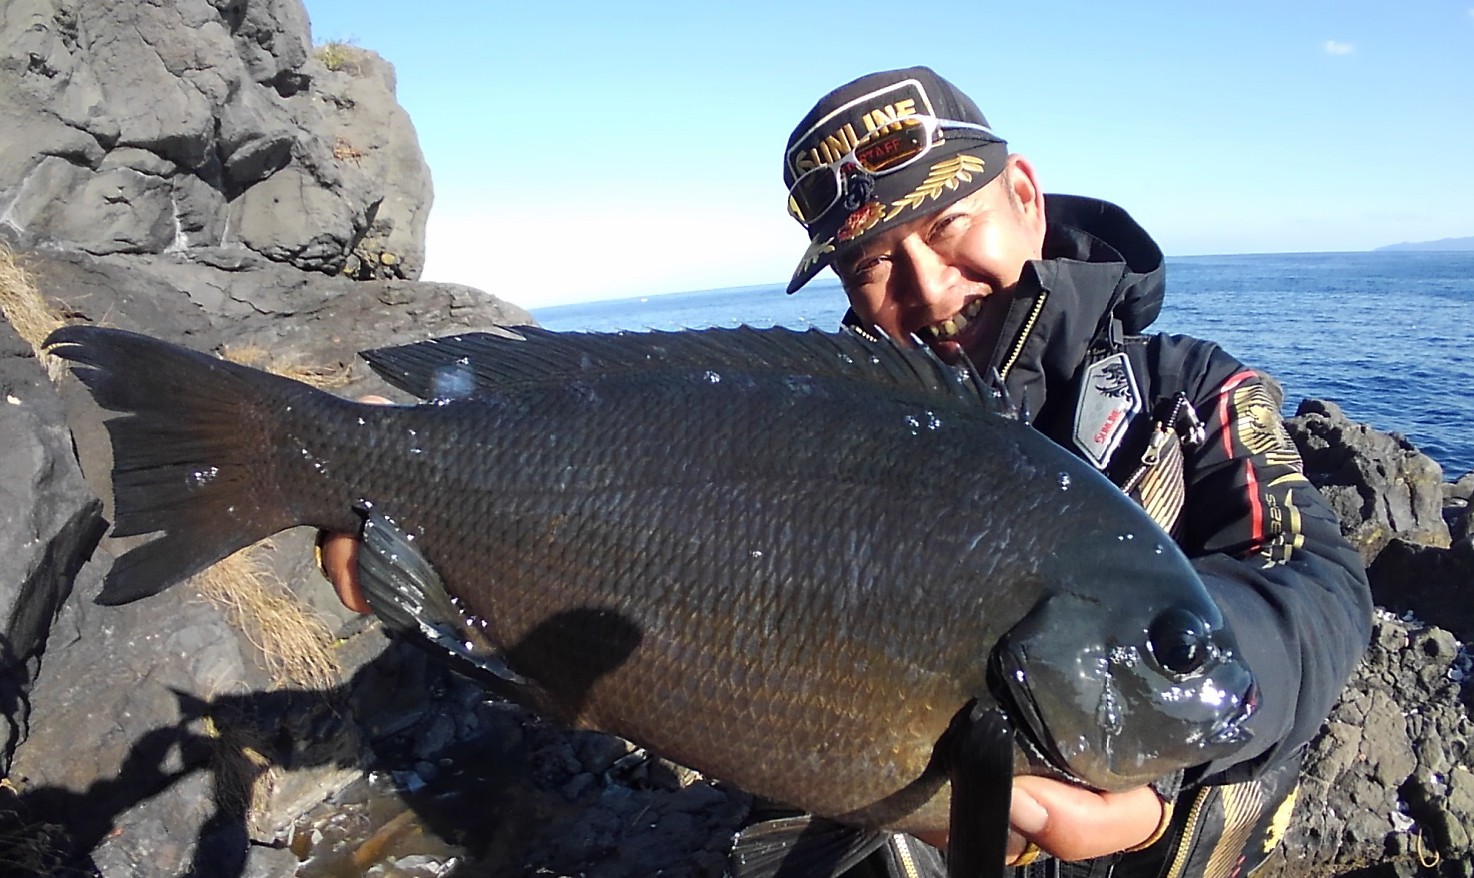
1147, 607, 1216, 678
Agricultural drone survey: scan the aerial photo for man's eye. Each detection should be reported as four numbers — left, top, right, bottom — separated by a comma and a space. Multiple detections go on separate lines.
851, 256, 888, 280
930, 213, 966, 238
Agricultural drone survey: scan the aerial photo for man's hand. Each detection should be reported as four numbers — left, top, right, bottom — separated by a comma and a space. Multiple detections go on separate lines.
915, 775, 1166, 864
319, 530, 371, 613
316, 394, 390, 615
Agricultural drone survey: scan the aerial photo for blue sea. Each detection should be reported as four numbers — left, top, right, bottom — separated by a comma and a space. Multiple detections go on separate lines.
533, 251, 1474, 478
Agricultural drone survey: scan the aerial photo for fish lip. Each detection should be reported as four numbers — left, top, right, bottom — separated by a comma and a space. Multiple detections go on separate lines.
1207, 679, 1259, 745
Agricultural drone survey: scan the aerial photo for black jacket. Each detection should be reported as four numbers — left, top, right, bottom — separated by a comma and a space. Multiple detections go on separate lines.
987, 195, 1372, 785
829, 196, 1373, 878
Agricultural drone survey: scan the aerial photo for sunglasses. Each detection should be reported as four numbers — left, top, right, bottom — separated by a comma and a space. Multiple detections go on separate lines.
786, 114, 1001, 226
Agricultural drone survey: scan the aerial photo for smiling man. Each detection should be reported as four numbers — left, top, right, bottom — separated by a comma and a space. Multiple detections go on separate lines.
777, 67, 1372, 877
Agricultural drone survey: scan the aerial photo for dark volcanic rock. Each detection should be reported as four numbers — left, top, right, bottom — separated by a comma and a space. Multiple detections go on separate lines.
1368, 538, 1474, 645
0, 317, 106, 775
1288, 398, 1450, 565
0, 1, 531, 872
0, 0, 425, 279
1257, 614, 1473, 877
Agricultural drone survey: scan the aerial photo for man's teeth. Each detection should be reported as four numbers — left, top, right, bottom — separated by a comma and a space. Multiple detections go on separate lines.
922, 298, 985, 342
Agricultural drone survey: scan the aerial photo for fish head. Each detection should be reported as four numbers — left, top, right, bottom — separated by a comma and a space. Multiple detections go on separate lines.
992, 576, 1257, 792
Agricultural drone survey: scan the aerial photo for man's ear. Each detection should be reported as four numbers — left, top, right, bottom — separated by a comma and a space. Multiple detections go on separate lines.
1004, 153, 1047, 245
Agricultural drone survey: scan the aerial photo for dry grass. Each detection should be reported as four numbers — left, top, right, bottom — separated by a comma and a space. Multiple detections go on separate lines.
314, 39, 363, 74
0, 243, 67, 380
192, 544, 340, 692
199, 711, 279, 821
332, 135, 365, 165
221, 343, 355, 390
0, 780, 69, 877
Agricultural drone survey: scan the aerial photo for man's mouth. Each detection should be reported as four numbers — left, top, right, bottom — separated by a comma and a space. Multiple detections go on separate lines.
916, 297, 986, 344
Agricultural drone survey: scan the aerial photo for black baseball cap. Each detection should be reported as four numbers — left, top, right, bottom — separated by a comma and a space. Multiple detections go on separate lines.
783, 67, 1009, 293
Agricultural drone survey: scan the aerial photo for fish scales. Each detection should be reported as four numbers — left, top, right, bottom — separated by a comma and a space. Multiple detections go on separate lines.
308, 354, 1052, 827
46, 325, 1257, 841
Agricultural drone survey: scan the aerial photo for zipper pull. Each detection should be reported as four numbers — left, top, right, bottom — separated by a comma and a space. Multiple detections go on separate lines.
1141, 425, 1172, 467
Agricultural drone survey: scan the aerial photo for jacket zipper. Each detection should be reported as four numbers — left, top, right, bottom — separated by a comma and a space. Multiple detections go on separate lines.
892, 834, 922, 878
1163, 786, 1213, 878
1121, 392, 1206, 494
998, 290, 1049, 381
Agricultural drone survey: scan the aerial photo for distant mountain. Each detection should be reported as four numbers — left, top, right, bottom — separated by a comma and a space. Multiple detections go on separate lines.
1375, 236, 1474, 252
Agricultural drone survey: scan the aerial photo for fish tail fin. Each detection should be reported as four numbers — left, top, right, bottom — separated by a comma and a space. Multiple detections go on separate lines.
46, 326, 334, 605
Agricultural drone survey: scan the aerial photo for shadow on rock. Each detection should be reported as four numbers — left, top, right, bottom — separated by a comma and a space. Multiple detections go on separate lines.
1, 623, 745, 878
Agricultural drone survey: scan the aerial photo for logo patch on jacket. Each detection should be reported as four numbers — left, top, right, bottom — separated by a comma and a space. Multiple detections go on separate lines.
1073, 352, 1142, 469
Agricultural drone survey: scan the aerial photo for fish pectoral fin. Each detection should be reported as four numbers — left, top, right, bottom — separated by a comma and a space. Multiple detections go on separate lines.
729, 814, 887, 878
945, 703, 1015, 878
357, 508, 537, 696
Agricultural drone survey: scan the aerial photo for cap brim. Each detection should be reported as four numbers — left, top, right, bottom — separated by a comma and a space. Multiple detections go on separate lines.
786, 138, 1008, 294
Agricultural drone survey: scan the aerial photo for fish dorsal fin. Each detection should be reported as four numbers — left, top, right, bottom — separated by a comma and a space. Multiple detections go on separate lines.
360, 325, 1000, 413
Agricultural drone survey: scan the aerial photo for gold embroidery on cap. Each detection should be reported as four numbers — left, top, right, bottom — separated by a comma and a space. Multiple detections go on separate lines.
837, 201, 887, 242
887, 154, 987, 218
797, 235, 836, 272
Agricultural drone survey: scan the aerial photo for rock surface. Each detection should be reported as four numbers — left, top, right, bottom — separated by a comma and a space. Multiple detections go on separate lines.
0, 0, 426, 279
1288, 399, 1452, 565
0, 2, 1470, 877
0, 317, 106, 772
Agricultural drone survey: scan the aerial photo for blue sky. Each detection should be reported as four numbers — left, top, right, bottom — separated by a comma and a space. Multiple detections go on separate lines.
301, 1, 1474, 307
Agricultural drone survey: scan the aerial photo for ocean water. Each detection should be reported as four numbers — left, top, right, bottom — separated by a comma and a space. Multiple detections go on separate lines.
533, 251, 1474, 478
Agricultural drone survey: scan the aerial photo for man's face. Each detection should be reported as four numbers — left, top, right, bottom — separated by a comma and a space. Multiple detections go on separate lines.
834, 156, 1046, 367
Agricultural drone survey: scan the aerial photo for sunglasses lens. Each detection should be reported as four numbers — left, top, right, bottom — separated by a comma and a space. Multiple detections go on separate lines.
788, 167, 840, 224
786, 118, 940, 224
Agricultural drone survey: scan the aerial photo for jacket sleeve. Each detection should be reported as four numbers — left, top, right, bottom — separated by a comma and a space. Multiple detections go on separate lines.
1153, 335, 1373, 781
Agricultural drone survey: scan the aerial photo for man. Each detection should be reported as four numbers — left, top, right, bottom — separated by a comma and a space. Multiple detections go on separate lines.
769, 67, 1371, 876
324, 66, 1371, 875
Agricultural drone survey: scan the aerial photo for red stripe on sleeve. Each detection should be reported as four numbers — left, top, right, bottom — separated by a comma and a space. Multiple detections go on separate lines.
1217, 370, 1266, 549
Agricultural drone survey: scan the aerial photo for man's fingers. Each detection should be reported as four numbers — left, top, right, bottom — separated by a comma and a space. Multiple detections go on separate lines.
317, 394, 393, 616
319, 531, 371, 614
1011, 777, 1165, 862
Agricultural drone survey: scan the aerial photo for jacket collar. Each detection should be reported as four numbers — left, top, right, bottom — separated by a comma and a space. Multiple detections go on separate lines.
990, 194, 1166, 422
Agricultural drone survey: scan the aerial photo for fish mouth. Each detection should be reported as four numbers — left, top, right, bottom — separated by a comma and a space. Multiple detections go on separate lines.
1207, 680, 1259, 745
915, 297, 987, 345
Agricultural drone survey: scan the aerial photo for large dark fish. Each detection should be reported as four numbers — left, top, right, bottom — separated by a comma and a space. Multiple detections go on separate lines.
46, 325, 1256, 876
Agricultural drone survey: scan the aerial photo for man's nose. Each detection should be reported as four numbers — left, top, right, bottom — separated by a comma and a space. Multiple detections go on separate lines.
895, 238, 954, 310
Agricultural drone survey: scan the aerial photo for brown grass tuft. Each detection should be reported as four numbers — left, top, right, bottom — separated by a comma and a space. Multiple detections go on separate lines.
192, 543, 340, 691
221, 344, 355, 390
0, 243, 67, 381
314, 39, 363, 74
198, 711, 280, 822
0, 781, 70, 877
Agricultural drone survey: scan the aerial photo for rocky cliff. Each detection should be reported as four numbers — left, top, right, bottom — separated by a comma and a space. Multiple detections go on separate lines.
0, 2, 1470, 877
